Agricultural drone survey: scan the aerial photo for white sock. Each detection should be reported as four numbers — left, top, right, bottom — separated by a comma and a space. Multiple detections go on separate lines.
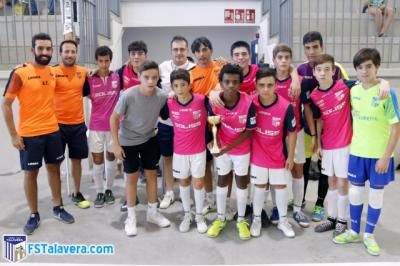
128, 206, 136, 219
166, 190, 174, 197
193, 187, 205, 215
271, 188, 276, 207
206, 192, 214, 204
148, 202, 158, 214
327, 189, 338, 219
179, 185, 191, 213
252, 186, 265, 217
105, 159, 116, 190
93, 163, 104, 193
236, 187, 248, 222
275, 187, 288, 220
292, 177, 304, 213
248, 184, 255, 205
226, 197, 231, 209
264, 190, 270, 207
337, 194, 348, 222
216, 186, 228, 220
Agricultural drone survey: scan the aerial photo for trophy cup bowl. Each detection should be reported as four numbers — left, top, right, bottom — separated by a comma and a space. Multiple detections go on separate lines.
207, 115, 221, 154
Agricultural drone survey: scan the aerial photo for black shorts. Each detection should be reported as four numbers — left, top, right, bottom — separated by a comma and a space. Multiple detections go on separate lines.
122, 136, 161, 174
20, 131, 65, 170
157, 122, 173, 157
59, 123, 89, 159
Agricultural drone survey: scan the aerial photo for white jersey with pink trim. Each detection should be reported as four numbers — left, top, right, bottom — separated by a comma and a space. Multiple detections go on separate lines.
310, 79, 354, 150
160, 94, 209, 155
275, 76, 303, 132
211, 92, 256, 155
251, 94, 296, 168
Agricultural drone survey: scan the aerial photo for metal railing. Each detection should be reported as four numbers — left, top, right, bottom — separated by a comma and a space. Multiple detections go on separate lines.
263, 0, 400, 67
0, 0, 120, 68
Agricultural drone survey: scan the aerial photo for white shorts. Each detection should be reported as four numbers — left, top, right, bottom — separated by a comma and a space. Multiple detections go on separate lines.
215, 153, 250, 176
287, 129, 306, 164
172, 151, 206, 179
250, 164, 290, 185
321, 145, 350, 178
88, 130, 113, 153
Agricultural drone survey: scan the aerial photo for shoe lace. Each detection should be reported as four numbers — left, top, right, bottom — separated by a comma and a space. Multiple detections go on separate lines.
96, 193, 104, 201
313, 206, 322, 214
295, 211, 306, 221
364, 235, 378, 246
280, 219, 292, 229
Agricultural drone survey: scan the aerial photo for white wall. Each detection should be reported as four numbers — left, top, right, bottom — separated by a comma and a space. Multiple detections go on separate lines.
258, 12, 278, 66
120, 0, 262, 27
121, 26, 258, 65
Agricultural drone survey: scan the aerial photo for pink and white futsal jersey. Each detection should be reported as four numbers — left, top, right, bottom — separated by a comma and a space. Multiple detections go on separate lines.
310, 79, 353, 150
251, 94, 296, 168
275, 76, 303, 132
240, 64, 258, 95
160, 94, 209, 155
211, 92, 256, 155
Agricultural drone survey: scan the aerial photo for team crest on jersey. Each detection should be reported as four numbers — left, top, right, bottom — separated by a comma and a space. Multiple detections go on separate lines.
371, 96, 380, 108
335, 90, 345, 101
238, 115, 247, 124
112, 80, 119, 89
193, 110, 201, 119
272, 117, 281, 127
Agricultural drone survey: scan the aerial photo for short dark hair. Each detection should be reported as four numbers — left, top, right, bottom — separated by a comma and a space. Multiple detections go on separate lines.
303, 31, 323, 48
191, 37, 213, 54
256, 67, 276, 82
128, 40, 148, 54
313, 54, 335, 69
272, 44, 292, 59
95, 46, 113, 60
170, 69, 190, 84
230, 41, 251, 56
170, 36, 189, 48
218, 63, 243, 83
32, 33, 52, 48
139, 60, 159, 74
59, 40, 78, 53
353, 48, 381, 69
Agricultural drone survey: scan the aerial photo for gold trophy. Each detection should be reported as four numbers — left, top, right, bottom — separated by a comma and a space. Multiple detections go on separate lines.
207, 115, 221, 154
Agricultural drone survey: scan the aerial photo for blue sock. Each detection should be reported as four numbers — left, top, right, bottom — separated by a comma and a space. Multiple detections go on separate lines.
365, 205, 381, 234
349, 203, 363, 234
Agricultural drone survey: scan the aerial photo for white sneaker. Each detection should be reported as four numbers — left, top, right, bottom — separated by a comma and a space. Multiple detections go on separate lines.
225, 204, 235, 221
195, 215, 208, 234
147, 211, 171, 228
159, 193, 175, 209
179, 213, 192, 233
201, 200, 217, 215
250, 217, 262, 237
278, 219, 295, 238
124, 216, 137, 236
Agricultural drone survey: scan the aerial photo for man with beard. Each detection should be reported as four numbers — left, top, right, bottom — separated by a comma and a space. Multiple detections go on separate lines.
52, 40, 91, 209
2, 33, 75, 235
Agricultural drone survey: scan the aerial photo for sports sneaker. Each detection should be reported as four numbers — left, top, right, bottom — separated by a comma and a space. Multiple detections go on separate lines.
261, 209, 270, 227
363, 235, 381, 256
202, 200, 217, 215
94, 193, 105, 208
225, 204, 235, 221
270, 207, 279, 225
71, 192, 90, 209
236, 220, 251, 240
179, 212, 192, 233
159, 193, 175, 209
293, 211, 310, 228
233, 204, 253, 220
311, 205, 325, 222
333, 230, 361, 244
24, 213, 40, 235
250, 217, 262, 237
53, 206, 75, 224
207, 218, 227, 238
146, 211, 171, 228
195, 215, 208, 234
314, 219, 336, 233
104, 189, 115, 205
278, 219, 295, 238
124, 216, 137, 236
333, 221, 347, 238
